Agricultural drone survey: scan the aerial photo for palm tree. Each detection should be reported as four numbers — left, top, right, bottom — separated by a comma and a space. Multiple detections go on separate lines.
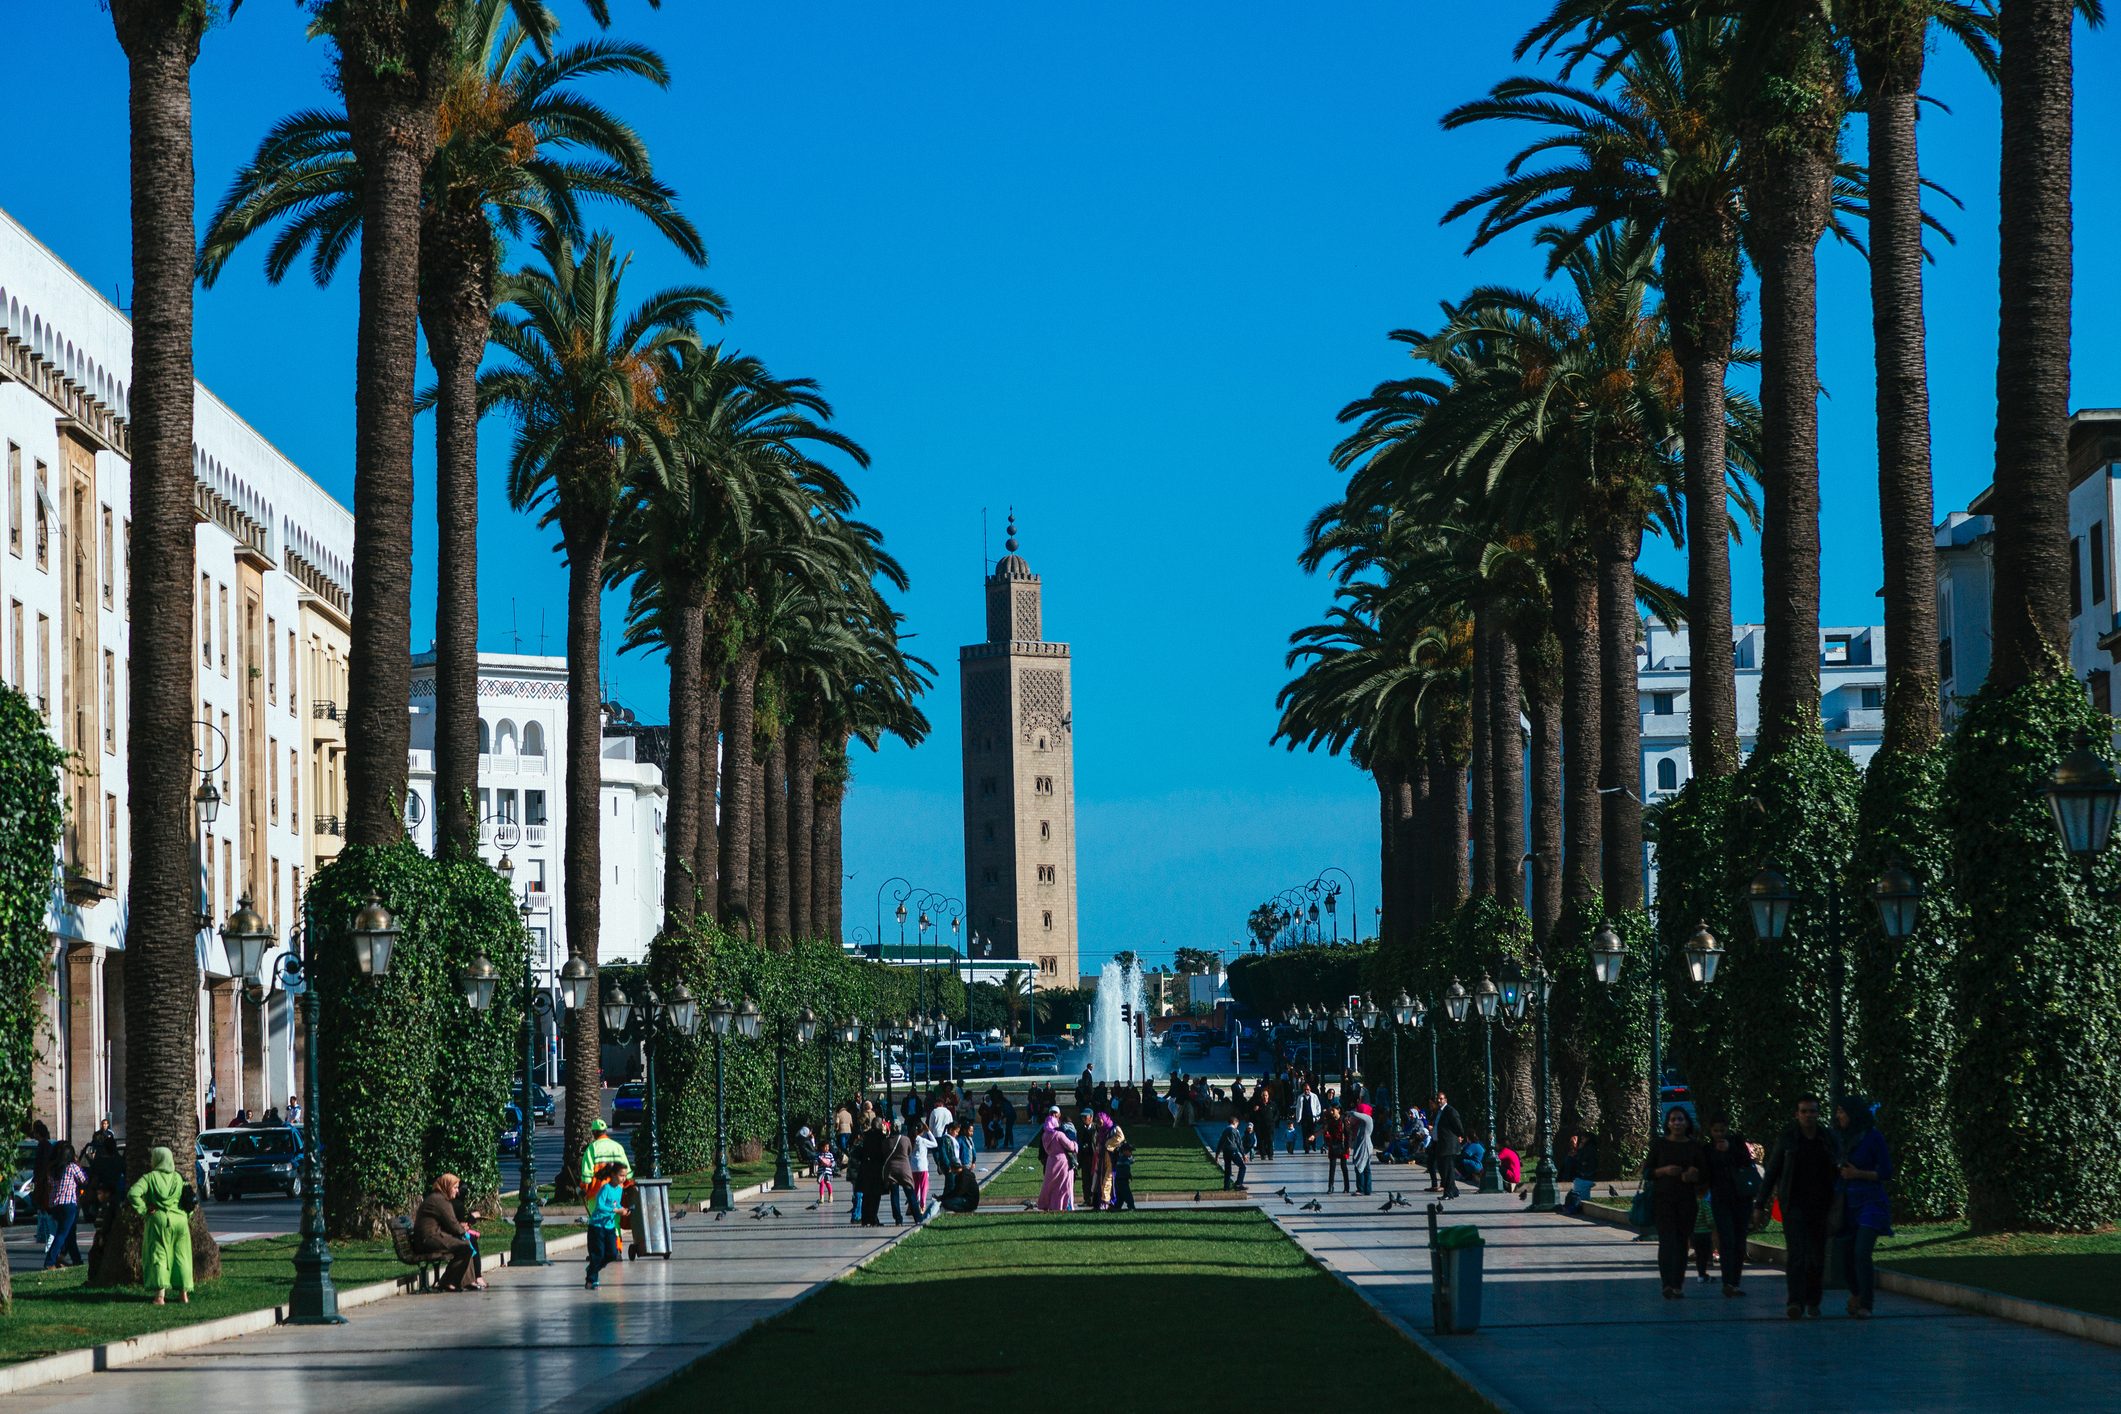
201, 0, 699, 856
476, 229, 722, 1196
311, 0, 644, 845
93, 0, 224, 1293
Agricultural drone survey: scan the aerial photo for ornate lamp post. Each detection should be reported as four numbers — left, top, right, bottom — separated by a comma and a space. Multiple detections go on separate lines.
2047, 730, 2121, 865
1498, 958, 1559, 1209
707, 996, 738, 1211
223, 889, 397, 1323
773, 1007, 819, 1190
1455, 975, 1501, 1192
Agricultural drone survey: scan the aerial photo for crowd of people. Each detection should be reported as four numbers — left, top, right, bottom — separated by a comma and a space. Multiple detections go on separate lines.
818, 1084, 985, 1226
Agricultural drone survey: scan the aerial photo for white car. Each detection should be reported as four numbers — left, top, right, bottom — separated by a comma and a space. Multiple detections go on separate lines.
194, 1128, 248, 1199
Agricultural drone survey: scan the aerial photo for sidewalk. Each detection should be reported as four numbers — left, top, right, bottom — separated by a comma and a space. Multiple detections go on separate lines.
0, 1146, 1016, 1413
1262, 1151, 2121, 1413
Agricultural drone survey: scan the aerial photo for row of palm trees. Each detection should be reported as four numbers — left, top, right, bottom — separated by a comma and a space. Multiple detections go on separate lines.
105, 0, 924, 1253
1276, 0, 2091, 1172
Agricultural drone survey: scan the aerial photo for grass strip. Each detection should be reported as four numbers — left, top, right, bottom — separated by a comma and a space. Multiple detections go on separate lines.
632, 1207, 1490, 1409
980, 1122, 1222, 1200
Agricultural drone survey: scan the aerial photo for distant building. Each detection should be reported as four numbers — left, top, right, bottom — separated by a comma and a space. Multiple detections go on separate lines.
959, 513, 1080, 985
1933, 409, 2121, 721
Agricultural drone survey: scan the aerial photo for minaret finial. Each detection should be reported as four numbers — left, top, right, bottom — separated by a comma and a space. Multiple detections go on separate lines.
1004, 507, 1018, 554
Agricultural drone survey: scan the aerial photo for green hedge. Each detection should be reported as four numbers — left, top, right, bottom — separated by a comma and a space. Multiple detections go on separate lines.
1945, 676, 2121, 1231
1544, 902, 1653, 1170
1227, 943, 1377, 1022
1850, 745, 1964, 1222
309, 841, 525, 1235
1363, 898, 1529, 1143
1652, 775, 1741, 1131
0, 687, 63, 1134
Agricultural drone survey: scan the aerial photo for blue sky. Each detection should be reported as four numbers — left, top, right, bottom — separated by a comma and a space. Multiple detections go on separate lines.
8, 4, 2119, 970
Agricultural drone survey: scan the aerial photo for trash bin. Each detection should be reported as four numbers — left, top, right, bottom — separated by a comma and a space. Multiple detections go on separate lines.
628, 1178, 674, 1259
1430, 1218, 1485, 1334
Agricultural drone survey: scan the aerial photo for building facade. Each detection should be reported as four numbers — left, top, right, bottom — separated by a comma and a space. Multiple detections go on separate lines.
1, 205, 354, 1141
959, 516, 1080, 984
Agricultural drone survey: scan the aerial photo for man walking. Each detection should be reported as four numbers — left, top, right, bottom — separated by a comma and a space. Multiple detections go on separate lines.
578, 1118, 631, 1190
1758, 1095, 1838, 1318
1216, 1113, 1248, 1191
1430, 1092, 1465, 1200
1295, 1083, 1322, 1153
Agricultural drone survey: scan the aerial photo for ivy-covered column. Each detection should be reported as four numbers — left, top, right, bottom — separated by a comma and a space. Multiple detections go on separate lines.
0, 687, 64, 1313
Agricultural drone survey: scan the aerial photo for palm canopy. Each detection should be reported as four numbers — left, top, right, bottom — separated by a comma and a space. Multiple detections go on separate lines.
199, 0, 700, 289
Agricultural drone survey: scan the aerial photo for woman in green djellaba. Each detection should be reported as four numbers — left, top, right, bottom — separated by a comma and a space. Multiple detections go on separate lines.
127, 1146, 193, 1303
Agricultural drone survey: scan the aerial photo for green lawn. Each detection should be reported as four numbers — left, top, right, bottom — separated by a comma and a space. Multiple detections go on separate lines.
0, 1218, 576, 1366
980, 1122, 1223, 1199
1584, 1196, 2121, 1320
633, 1208, 1490, 1410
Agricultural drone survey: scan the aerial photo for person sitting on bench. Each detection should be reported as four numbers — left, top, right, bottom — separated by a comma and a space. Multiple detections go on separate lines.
413, 1173, 482, 1292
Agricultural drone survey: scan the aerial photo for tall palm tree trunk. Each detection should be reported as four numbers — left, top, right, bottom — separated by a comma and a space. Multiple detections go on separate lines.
1552, 558, 1603, 907
338, 66, 439, 845
660, 592, 705, 927
1596, 523, 1645, 909
554, 518, 609, 1202
95, 0, 220, 1289
815, 750, 845, 941
1469, 611, 1495, 898
716, 649, 760, 928
1375, 766, 1401, 946
1988, 0, 2077, 683
1438, 729, 1472, 911
421, 213, 493, 859
747, 756, 767, 937
692, 649, 721, 908
1491, 625, 1525, 910
787, 720, 818, 942
1522, 629, 1564, 951
1401, 753, 1432, 932
764, 732, 792, 945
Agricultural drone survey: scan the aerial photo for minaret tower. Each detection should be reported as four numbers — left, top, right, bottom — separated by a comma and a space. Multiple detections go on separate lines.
960, 513, 1080, 986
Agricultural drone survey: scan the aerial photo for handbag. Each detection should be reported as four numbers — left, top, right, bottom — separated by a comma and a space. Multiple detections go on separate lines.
1627, 1179, 1654, 1229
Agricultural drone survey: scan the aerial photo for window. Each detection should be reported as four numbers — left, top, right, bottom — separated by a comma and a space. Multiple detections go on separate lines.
526, 789, 548, 826
100, 506, 113, 608
218, 584, 229, 674
1039, 820, 1050, 841
2093, 670, 2113, 717
1860, 685, 1885, 711
983, 822, 995, 841
1940, 636, 1955, 685
498, 789, 518, 824
220, 710, 232, 797
1034, 775, 1054, 795
269, 740, 280, 823
529, 859, 547, 892
1655, 758, 1678, 792
33, 461, 48, 570
271, 859, 282, 931
200, 574, 212, 666
1038, 865, 1056, 884
287, 630, 297, 714
290, 748, 300, 821
1822, 634, 1853, 666
478, 719, 491, 755
105, 794, 118, 887
6, 443, 19, 556
9, 601, 20, 688
35, 614, 49, 718
2071, 537, 2084, 617
102, 651, 115, 753
266, 615, 277, 702
1040, 955, 1056, 976
2096, 523, 2110, 607
983, 866, 999, 884
523, 721, 545, 757
1650, 692, 1675, 716
124, 521, 131, 620
1042, 910, 1053, 931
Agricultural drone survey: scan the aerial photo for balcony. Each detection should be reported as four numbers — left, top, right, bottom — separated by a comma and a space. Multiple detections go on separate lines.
1639, 710, 1689, 741
524, 823, 549, 846
525, 888, 551, 909
1825, 706, 1885, 734
314, 815, 342, 838
312, 699, 340, 722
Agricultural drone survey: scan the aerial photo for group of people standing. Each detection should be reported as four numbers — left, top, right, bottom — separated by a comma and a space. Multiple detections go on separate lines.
1641, 1095, 1894, 1318
1034, 1105, 1135, 1212
833, 1087, 981, 1225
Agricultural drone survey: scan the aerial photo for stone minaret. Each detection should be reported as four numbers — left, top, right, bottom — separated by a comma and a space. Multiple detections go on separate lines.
960, 513, 1080, 986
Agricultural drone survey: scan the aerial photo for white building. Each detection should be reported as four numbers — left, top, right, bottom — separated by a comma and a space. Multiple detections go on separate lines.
0, 205, 355, 1140
404, 653, 666, 1079
1936, 410, 2121, 722
1638, 622, 1889, 805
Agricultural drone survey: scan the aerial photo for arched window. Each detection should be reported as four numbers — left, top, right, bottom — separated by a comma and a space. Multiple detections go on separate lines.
495, 719, 519, 758
1655, 758, 1678, 792
477, 718, 492, 755
523, 721, 545, 757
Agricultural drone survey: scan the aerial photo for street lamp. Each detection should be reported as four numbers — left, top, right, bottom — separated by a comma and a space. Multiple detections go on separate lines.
1590, 924, 1627, 986
1494, 958, 1558, 1208
226, 888, 395, 1323
2047, 729, 2121, 861
773, 1006, 819, 1191
707, 996, 738, 1211
1683, 924, 1726, 986
1450, 976, 1503, 1193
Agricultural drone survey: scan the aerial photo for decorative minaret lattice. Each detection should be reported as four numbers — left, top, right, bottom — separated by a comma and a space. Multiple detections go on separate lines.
959, 513, 1079, 985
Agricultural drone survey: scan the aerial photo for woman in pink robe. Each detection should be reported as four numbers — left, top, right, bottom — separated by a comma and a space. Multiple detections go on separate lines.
1037, 1111, 1078, 1212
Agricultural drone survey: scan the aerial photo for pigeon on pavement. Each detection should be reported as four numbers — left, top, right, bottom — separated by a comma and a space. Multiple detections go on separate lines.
1299, 1199, 1324, 1212
1607, 1185, 1621, 1198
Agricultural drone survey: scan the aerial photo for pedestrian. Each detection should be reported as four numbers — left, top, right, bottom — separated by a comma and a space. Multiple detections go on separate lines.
82, 1117, 123, 1224
1323, 1105, 1351, 1193
1702, 1115, 1759, 1296
1645, 1106, 1708, 1299
1216, 1114, 1248, 1190
1834, 1096, 1892, 1320
43, 1141, 86, 1269
286, 1096, 303, 1126
834, 1099, 854, 1160
231, 1107, 250, 1128
578, 1118, 630, 1190
261, 1105, 282, 1128
27, 1119, 53, 1252
1758, 1095, 1838, 1319
1110, 1139, 1137, 1211
126, 1146, 193, 1305
1496, 1142, 1522, 1191
1249, 1082, 1278, 1162
911, 1121, 937, 1220
998, 1087, 1017, 1148
817, 1142, 837, 1204
1075, 1065, 1095, 1112
1430, 1092, 1465, 1200
1037, 1108, 1077, 1211
584, 1161, 629, 1289
415, 1173, 484, 1292
1557, 1130, 1591, 1214
1295, 1083, 1322, 1153
1348, 1103, 1375, 1196
856, 1118, 890, 1226
884, 1121, 917, 1224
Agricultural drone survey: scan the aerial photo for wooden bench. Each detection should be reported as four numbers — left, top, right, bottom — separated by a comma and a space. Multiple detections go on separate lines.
386, 1216, 451, 1292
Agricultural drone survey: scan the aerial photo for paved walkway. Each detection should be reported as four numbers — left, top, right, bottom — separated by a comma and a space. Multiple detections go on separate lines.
0, 1146, 1015, 1413
1249, 1143, 2121, 1413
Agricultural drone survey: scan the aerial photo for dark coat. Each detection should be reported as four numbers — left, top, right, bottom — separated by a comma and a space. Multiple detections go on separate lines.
883, 1133, 916, 1188
412, 1192, 470, 1254
1759, 1123, 1838, 1215
855, 1128, 889, 1188
1431, 1104, 1466, 1158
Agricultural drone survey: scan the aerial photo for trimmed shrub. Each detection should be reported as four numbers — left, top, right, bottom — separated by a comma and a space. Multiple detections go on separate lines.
1945, 676, 2121, 1231
1652, 774, 1741, 1130
1546, 901, 1652, 1171
0, 686, 63, 1132
424, 857, 529, 1207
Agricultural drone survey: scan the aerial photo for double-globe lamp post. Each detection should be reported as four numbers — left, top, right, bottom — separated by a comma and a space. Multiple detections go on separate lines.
1444, 975, 1503, 1193
595, 980, 701, 1180
1590, 919, 1725, 1140
706, 997, 762, 1211
221, 889, 400, 1324
1497, 959, 1559, 1210
773, 1008, 819, 1191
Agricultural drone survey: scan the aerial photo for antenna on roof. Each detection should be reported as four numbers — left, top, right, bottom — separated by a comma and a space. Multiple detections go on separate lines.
510, 599, 521, 655
538, 608, 548, 658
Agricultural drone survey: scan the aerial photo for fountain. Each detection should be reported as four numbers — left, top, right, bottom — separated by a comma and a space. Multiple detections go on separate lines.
1084, 958, 1166, 1084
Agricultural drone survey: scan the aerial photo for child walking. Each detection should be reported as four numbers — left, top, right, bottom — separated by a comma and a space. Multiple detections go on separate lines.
585, 1161, 629, 1290
1109, 1141, 1137, 1211
817, 1143, 837, 1203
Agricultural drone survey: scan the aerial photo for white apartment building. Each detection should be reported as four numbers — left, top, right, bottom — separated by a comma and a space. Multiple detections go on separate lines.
0, 205, 355, 1141
403, 653, 666, 1076
1936, 409, 2121, 723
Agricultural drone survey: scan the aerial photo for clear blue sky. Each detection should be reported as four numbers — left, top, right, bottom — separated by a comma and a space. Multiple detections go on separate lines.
8, 5, 2118, 971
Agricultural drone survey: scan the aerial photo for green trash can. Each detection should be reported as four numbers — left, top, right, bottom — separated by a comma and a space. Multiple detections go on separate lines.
1430, 1219, 1485, 1334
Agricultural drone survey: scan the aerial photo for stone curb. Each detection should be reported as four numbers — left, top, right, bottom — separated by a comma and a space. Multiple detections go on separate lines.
0, 1230, 588, 1399
1567, 1202, 2121, 1350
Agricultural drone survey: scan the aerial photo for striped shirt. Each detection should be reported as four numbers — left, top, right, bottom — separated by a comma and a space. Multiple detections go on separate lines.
50, 1162, 85, 1207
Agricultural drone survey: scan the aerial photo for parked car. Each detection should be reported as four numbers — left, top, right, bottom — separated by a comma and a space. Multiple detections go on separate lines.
212, 1126, 305, 1201
977, 1044, 1011, 1076
194, 1127, 248, 1199
512, 1083, 557, 1126
1021, 1045, 1060, 1075
1176, 1032, 1209, 1058
612, 1083, 647, 1126
498, 1103, 526, 1157
3, 1140, 34, 1226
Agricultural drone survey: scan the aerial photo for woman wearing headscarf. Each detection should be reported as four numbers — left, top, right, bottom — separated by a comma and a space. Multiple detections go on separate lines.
1037, 1108, 1078, 1211
127, 1146, 194, 1304
1097, 1110, 1127, 1208
1834, 1097, 1893, 1319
